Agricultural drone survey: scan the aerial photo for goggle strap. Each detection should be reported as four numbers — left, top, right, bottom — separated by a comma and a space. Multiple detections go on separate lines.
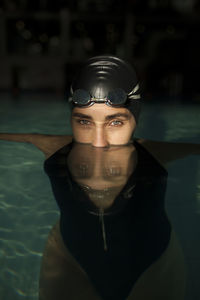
128, 83, 139, 94
128, 83, 141, 100
129, 94, 141, 100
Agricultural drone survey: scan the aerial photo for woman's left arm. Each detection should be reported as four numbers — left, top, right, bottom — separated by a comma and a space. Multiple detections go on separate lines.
137, 139, 200, 165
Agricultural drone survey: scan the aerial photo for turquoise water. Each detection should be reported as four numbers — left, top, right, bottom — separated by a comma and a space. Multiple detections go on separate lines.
0, 93, 199, 299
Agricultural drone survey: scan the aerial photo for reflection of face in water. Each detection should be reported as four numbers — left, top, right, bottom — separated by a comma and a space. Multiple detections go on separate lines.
67, 142, 137, 251
67, 142, 137, 211
42, 140, 186, 300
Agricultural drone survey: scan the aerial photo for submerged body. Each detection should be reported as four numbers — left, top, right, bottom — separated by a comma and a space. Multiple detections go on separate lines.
39, 140, 186, 300
39, 222, 185, 300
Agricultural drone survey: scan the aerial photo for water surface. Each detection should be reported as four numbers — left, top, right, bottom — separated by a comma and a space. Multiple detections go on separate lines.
0, 93, 199, 299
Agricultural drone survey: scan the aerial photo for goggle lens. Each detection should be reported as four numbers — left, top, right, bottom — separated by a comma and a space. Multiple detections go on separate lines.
73, 89, 91, 105
72, 88, 127, 107
107, 88, 127, 105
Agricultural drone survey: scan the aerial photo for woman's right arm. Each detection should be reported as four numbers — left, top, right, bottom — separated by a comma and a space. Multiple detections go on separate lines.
0, 133, 72, 158
0, 133, 35, 143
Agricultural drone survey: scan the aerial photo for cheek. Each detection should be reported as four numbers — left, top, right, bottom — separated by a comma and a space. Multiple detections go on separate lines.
107, 131, 131, 144
107, 124, 135, 144
108, 122, 136, 142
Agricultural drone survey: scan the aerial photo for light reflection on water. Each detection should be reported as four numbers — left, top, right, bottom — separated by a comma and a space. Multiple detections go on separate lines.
0, 95, 199, 299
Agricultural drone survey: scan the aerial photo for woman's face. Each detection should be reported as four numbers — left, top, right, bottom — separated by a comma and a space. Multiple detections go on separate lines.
71, 103, 136, 147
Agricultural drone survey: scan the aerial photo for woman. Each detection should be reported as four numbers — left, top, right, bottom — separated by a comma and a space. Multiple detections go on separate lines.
0, 55, 199, 299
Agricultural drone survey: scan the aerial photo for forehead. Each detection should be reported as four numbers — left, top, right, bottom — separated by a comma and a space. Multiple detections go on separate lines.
72, 103, 132, 120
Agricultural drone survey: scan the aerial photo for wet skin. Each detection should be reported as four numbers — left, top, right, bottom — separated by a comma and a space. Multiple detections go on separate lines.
71, 103, 136, 147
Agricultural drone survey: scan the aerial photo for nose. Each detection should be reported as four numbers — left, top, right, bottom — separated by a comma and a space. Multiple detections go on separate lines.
92, 126, 109, 148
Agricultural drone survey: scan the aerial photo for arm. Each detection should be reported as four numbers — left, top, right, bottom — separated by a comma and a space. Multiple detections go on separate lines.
137, 139, 200, 166
0, 133, 72, 158
0, 133, 36, 143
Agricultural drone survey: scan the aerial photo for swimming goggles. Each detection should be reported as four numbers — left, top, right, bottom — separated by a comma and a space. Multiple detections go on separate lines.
69, 84, 140, 107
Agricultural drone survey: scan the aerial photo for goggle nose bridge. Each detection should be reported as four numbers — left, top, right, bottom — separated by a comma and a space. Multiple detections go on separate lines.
69, 84, 141, 106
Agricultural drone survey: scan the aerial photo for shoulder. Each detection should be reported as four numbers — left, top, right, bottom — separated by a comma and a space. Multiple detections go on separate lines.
135, 138, 167, 168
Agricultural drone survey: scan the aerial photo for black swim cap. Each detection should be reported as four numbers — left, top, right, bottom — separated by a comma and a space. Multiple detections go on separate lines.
69, 55, 142, 123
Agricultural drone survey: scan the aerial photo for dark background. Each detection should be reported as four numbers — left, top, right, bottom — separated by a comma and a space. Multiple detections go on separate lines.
0, 0, 200, 102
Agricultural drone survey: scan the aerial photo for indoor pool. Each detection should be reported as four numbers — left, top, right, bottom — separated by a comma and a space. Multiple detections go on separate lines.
0, 93, 199, 300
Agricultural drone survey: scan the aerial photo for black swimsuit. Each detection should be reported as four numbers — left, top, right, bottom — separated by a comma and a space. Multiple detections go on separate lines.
44, 140, 171, 300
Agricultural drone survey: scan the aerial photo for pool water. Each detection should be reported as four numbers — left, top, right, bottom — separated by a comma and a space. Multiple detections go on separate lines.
0, 93, 199, 300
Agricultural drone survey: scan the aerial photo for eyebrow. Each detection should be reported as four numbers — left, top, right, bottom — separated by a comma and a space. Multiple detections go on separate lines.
72, 112, 131, 121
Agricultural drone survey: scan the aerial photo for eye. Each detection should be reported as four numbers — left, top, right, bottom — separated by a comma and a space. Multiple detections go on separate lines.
110, 120, 123, 126
77, 119, 91, 126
